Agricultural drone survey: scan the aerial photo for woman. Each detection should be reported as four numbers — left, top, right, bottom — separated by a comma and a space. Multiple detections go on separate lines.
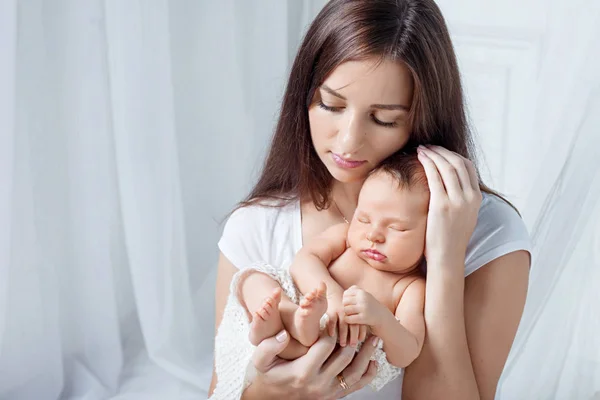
210, 0, 531, 399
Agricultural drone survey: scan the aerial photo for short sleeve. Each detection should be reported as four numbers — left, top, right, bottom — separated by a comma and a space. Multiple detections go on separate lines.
218, 206, 269, 271
464, 194, 532, 276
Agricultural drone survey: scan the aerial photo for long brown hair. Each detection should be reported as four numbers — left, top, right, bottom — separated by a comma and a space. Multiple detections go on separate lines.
240, 0, 515, 212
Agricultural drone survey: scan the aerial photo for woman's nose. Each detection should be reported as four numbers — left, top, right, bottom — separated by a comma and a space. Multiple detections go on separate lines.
337, 112, 364, 155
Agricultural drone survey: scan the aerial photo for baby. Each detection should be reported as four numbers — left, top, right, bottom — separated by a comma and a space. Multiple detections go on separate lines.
237, 152, 429, 389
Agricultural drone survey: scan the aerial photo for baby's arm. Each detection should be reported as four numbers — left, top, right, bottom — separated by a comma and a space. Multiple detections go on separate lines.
343, 278, 425, 368
290, 223, 349, 334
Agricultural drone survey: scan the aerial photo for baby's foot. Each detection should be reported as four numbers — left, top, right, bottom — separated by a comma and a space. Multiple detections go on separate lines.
249, 288, 283, 346
294, 282, 328, 346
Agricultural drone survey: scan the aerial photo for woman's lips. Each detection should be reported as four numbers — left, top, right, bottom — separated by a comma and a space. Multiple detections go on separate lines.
362, 249, 387, 262
331, 153, 367, 169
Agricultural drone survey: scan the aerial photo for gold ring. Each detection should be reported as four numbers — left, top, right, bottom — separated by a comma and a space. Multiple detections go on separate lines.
337, 374, 349, 390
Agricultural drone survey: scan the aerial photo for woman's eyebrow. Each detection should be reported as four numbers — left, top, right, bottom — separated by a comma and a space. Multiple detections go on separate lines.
372, 103, 409, 111
321, 84, 347, 100
320, 84, 409, 111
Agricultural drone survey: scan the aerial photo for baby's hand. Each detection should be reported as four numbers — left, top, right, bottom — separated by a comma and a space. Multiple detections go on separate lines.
343, 285, 385, 329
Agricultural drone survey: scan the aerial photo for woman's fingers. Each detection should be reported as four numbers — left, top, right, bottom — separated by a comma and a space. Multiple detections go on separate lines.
326, 313, 337, 337
418, 145, 462, 199
321, 342, 357, 378
339, 335, 379, 387
417, 147, 446, 197
336, 360, 378, 399
427, 145, 472, 191
339, 319, 349, 347
358, 325, 367, 342
428, 145, 480, 192
252, 329, 291, 373
328, 318, 336, 337
428, 145, 482, 202
298, 332, 338, 373
464, 157, 480, 191
349, 324, 359, 347
321, 335, 379, 398
457, 152, 481, 194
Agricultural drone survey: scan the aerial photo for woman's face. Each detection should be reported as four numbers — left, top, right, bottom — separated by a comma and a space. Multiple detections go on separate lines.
308, 58, 414, 183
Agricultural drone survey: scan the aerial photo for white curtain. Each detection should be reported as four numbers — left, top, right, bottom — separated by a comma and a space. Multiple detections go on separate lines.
497, 1, 600, 398
0, 1, 598, 400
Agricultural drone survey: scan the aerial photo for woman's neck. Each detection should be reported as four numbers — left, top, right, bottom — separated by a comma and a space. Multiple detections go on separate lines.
331, 179, 364, 220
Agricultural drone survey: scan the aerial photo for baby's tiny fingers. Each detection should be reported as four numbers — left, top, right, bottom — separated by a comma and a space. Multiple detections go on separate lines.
343, 304, 360, 315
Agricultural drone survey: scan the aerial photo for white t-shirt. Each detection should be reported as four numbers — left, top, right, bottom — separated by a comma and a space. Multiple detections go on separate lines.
218, 192, 532, 399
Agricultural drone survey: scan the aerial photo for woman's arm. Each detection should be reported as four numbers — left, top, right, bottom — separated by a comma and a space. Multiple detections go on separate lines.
402, 145, 530, 400
402, 251, 529, 400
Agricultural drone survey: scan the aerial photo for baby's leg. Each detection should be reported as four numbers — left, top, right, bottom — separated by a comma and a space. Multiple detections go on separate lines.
240, 272, 286, 346
282, 282, 328, 347
240, 272, 325, 354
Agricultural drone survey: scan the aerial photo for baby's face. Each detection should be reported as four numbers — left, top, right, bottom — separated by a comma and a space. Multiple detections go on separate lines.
347, 171, 429, 273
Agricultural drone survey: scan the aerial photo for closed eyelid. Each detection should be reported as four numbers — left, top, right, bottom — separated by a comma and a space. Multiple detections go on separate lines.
373, 110, 405, 120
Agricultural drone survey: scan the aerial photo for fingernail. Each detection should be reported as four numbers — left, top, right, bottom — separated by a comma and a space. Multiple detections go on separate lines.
276, 330, 288, 342
372, 336, 380, 347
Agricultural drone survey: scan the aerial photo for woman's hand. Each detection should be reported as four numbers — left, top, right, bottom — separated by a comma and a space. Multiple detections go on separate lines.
246, 330, 379, 400
417, 145, 483, 270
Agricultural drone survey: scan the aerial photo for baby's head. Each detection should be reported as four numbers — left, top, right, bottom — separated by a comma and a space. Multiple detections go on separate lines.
347, 152, 430, 274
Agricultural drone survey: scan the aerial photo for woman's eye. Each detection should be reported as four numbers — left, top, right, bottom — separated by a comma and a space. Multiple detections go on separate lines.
318, 101, 343, 113
371, 115, 398, 128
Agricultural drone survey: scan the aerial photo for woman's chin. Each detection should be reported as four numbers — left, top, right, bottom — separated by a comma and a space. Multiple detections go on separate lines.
326, 164, 370, 184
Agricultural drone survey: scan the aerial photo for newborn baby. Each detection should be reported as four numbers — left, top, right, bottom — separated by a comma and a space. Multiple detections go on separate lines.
238, 152, 429, 391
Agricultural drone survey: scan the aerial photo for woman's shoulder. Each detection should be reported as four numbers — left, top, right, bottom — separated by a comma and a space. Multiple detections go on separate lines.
218, 198, 301, 270
464, 193, 532, 275
224, 199, 299, 228
476, 192, 528, 232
